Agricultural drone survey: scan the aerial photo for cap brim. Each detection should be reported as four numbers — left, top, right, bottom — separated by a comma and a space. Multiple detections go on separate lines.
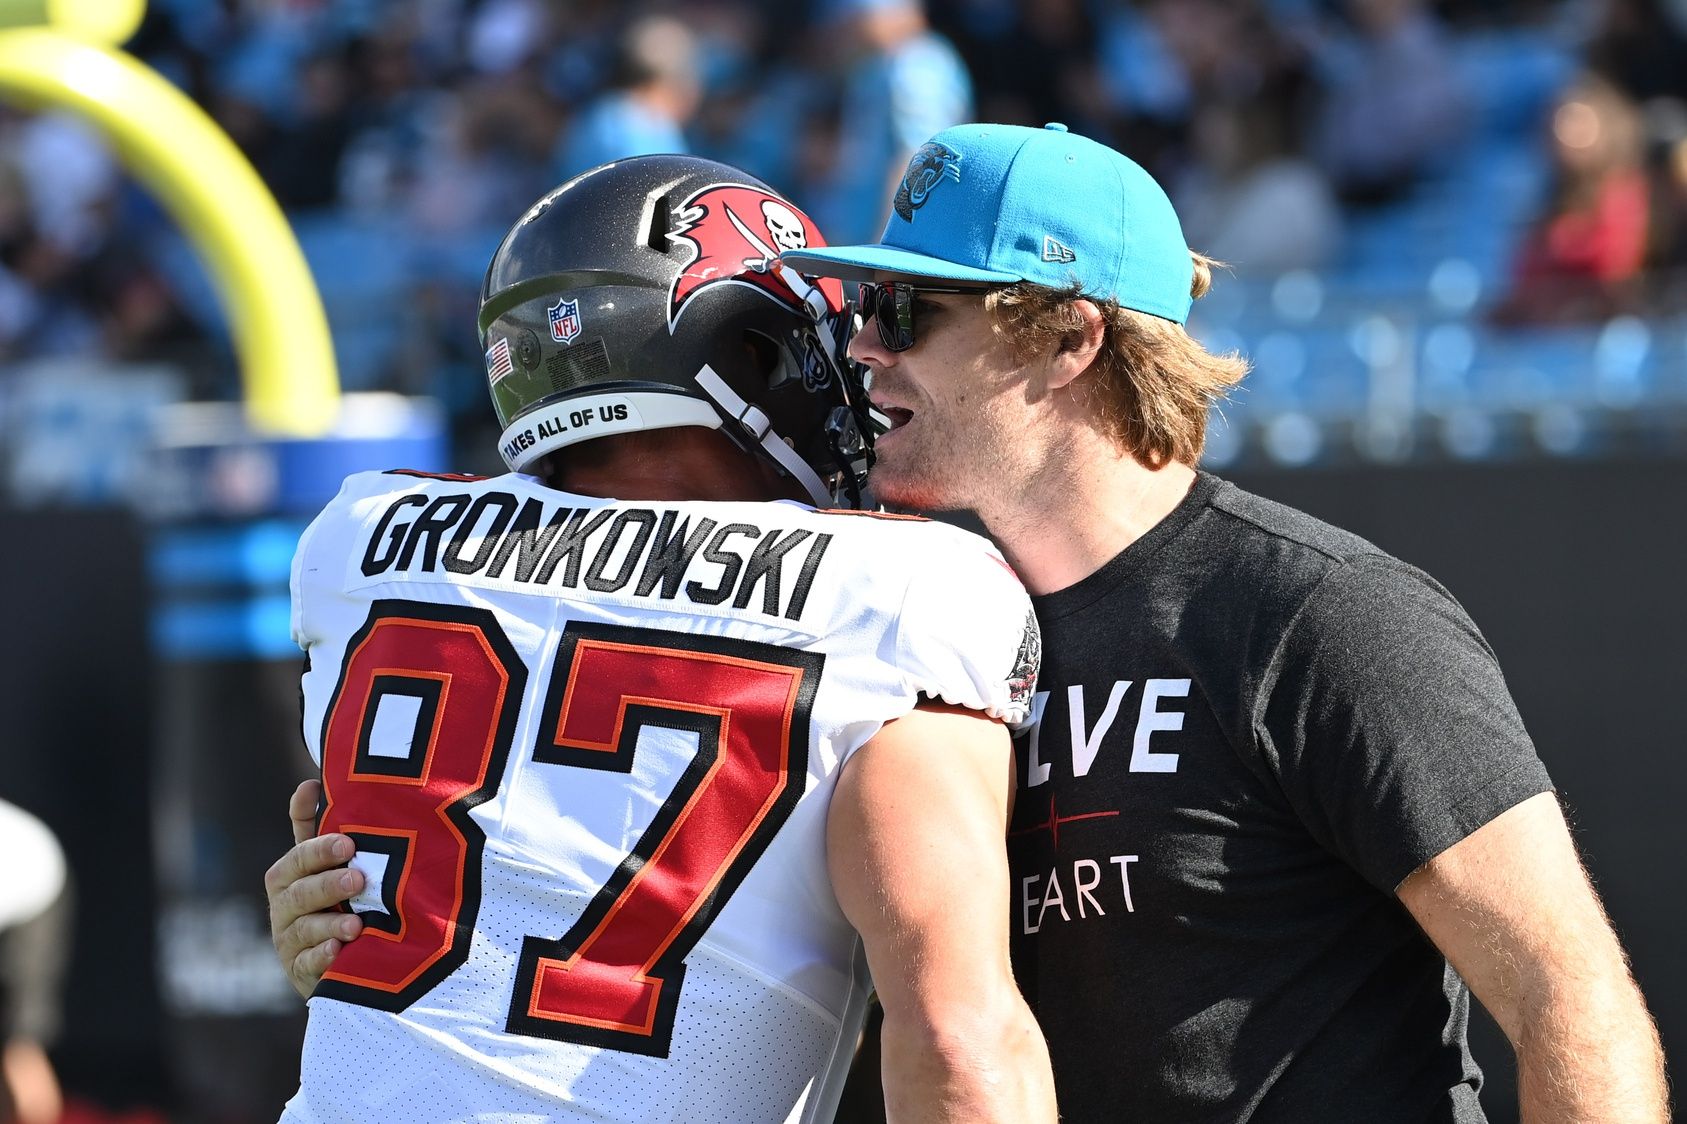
782, 244, 1020, 285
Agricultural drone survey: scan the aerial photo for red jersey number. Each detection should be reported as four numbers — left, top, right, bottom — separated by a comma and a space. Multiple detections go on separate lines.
314, 603, 525, 1010
313, 602, 819, 1058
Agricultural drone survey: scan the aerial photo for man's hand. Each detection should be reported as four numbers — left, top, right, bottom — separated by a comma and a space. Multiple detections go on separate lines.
265, 780, 364, 1000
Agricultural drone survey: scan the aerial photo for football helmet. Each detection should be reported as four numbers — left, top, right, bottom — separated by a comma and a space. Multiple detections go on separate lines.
477, 154, 873, 507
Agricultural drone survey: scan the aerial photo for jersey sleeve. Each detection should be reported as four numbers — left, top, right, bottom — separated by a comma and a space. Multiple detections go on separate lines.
290, 471, 388, 650
289, 496, 333, 650
290, 471, 413, 764
893, 531, 1041, 726
1258, 556, 1554, 892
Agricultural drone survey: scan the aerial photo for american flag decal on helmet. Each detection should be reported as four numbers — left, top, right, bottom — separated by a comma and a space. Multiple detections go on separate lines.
485, 336, 514, 383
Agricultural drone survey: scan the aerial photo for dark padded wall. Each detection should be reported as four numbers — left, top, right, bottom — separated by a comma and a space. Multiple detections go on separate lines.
1229, 460, 1686, 1122
0, 508, 170, 1109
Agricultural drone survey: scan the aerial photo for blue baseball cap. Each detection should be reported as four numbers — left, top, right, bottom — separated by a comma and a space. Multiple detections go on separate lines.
782, 122, 1194, 324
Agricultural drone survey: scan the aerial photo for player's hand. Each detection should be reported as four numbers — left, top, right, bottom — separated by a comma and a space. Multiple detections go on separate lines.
265, 780, 364, 1000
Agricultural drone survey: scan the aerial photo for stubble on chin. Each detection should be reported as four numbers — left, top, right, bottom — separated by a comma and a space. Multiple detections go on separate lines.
866, 454, 963, 516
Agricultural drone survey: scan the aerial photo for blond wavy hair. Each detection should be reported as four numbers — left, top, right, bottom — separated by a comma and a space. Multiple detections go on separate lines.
984, 252, 1248, 468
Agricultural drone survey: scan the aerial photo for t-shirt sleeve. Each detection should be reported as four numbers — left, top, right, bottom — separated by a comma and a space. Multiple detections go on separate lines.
893, 532, 1041, 727
1258, 556, 1553, 892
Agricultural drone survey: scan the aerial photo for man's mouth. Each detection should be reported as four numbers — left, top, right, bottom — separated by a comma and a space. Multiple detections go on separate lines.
875, 402, 914, 430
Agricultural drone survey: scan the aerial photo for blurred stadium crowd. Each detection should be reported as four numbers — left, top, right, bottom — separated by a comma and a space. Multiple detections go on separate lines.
2, 0, 1687, 480
0, 5, 1683, 1121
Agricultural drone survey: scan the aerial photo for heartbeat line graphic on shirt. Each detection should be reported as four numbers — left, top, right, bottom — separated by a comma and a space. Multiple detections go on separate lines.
1008, 794, 1120, 850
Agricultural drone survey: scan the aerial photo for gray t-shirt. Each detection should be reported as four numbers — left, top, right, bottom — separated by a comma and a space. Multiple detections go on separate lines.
1009, 472, 1551, 1121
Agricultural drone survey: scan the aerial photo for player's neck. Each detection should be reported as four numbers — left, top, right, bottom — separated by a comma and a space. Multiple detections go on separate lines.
554, 466, 790, 503
982, 444, 1196, 597
543, 430, 802, 504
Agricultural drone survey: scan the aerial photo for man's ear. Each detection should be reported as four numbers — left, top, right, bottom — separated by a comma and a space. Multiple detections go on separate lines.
1047, 299, 1105, 390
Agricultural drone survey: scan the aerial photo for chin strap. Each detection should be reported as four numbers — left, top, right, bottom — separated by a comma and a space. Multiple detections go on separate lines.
778, 264, 842, 358
777, 264, 878, 509
695, 364, 833, 507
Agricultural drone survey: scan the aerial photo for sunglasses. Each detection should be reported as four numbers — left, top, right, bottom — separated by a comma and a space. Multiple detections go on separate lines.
855, 280, 993, 353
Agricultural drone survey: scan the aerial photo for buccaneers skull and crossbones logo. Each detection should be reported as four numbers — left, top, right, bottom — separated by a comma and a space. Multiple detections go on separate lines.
666, 184, 845, 327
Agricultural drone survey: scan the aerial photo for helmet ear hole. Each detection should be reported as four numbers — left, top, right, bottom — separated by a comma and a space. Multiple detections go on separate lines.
742, 329, 789, 386
647, 195, 671, 251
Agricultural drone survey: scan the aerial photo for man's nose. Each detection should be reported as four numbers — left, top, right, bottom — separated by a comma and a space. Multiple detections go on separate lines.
848, 310, 894, 368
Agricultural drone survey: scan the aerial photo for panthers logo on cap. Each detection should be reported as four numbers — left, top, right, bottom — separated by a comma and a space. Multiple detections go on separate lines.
893, 142, 963, 222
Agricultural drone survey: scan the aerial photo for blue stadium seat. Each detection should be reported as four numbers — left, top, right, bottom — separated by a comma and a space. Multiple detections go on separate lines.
150, 209, 420, 391
289, 211, 419, 390
1450, 29, 1577, 138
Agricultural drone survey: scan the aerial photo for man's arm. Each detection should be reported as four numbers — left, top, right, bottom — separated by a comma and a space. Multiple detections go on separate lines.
264, 780, 364, 999
1398, 791, 1669, 1121
827, 702, 1057, 1123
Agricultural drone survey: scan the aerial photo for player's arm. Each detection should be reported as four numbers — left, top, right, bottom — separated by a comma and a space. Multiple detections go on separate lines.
827, 702, 1057, 1123
264, 779, 365, 1000
1398, 791, 1668, 1121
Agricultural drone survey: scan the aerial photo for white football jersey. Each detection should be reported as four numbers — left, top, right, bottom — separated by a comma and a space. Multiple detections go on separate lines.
281, 470, 1039, 1124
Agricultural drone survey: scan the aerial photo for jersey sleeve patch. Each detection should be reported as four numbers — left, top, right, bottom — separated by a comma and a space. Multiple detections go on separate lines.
894, 527, 1040, 726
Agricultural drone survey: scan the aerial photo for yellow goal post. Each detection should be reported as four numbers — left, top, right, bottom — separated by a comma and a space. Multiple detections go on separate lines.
0, 0, 340, 436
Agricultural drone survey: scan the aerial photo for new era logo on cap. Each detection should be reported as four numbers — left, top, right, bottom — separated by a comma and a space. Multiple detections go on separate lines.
1042, 236, 1075, 264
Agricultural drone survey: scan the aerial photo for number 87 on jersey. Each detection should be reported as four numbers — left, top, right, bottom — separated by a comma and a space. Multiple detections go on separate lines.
313, 599, 819, 1057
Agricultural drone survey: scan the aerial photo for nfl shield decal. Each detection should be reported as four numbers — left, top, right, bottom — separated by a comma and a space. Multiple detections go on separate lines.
547, 298, 581, 343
